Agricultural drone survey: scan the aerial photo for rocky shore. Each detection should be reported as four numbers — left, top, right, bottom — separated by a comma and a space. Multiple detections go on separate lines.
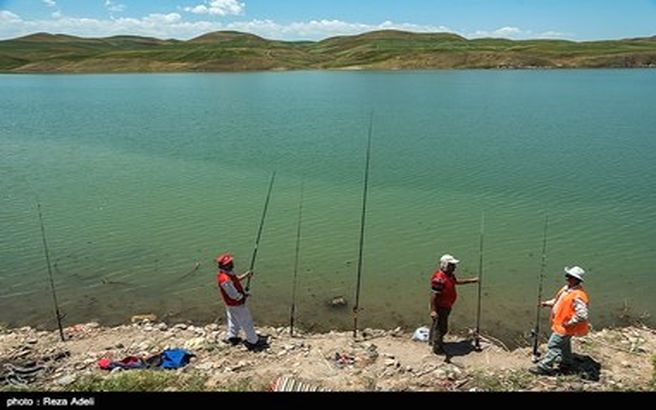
1, 318, 654, 392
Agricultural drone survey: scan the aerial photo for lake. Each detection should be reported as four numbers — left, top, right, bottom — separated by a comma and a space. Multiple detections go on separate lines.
1, 70, 654, 345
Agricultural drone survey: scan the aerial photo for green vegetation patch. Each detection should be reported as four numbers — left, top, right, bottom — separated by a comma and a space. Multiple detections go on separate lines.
471, 370, 533, 391
70, 371, 208, 392
652, 355, 656, 389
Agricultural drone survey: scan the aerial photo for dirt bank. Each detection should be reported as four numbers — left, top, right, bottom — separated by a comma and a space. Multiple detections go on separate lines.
1, 319, 654, 392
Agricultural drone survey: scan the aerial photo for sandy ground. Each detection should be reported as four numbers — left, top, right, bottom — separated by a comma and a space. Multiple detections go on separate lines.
1, 319, 654, 392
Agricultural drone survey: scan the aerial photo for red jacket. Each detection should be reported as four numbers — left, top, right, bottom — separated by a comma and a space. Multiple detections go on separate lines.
217, 270, 246, 306
431, 270, 457, 308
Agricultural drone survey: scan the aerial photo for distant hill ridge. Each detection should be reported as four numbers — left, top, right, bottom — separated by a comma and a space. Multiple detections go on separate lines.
1, 29, 655, 72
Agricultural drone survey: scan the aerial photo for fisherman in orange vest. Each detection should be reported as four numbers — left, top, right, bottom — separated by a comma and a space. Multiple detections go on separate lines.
530, 266, 590, 375
215, 253, 264, 350
430, 254, 479, 355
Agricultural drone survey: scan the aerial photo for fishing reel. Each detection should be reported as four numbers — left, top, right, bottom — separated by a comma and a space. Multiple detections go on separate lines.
472, 337, 483, 352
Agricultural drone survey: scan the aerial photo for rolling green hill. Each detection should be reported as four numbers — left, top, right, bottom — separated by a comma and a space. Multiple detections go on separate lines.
1, 29, 655, 72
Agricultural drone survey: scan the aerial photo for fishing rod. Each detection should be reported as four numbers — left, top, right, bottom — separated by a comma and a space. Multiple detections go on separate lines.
353, 113, 374, 338
245, 171, 276, 292
531, 215, 549, 362
289, 179, 305, 337
473, 212, 485, 351
36, 201, 66, 342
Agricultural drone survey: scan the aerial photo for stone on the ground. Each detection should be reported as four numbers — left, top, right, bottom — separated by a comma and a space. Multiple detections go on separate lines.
57, 375, 76, 386
184, 337, 206, 351
131, 314, 157, 323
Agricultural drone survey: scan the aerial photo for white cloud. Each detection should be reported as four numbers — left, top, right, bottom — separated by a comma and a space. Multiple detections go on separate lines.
184, 0, 245, 16
41, 0, 62, 21
232, 19, 455, 40
494, 26, 523, 36
472, 26, 529, 39
142, 13, 183, 25
470, 27, 571, 40
0, 12, 570, 43
0, 10, 22, 24
538, 31, 567, 39
0, 12, 456, 41
105, 1, 126, 13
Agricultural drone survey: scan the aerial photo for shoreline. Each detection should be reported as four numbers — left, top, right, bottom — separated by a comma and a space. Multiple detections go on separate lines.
4, 298, 651, 351
1, 317, 654, 392
2, 66, 656, 75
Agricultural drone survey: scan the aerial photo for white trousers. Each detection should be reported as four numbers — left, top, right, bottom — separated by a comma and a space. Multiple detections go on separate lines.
226, 304, 258, 344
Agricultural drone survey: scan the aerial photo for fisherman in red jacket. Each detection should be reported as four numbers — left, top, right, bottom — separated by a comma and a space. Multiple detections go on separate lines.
215, 253, 264, 350
430, 254, 479, 355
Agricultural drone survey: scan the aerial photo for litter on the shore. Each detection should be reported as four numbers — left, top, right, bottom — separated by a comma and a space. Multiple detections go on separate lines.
412, 326, 430, 342
333, 352, 356, 368
1, 349, 70, 387
98, 348, 195, 371
270, 375, 329, 392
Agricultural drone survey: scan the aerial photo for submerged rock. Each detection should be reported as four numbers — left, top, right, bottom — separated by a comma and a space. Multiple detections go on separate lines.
329, 296, 348, 308
131, 314, 157, 323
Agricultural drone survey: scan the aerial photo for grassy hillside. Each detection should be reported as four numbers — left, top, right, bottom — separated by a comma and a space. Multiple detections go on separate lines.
1, 29, 655, 72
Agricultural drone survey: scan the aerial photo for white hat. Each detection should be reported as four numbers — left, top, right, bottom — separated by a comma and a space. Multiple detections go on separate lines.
564, 266, 585, 282
440, 254, 460, 265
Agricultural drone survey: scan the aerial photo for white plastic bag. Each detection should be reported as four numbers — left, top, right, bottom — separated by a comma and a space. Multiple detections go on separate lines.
411, 326, 430, 342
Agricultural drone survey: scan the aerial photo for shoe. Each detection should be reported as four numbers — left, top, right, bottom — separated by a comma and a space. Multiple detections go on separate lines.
528, 366, 552, 376
432, 344, 446, 356
244, 337, 268, 351
244, 341, 263, 351
223, 337, 242, 346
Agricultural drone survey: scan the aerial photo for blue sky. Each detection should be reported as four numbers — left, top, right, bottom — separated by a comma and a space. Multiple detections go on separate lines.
0, 0, 655, 41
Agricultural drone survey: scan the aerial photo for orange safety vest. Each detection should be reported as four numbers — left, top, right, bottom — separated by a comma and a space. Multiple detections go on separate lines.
551, 285, 590, 336
217, 270, 246, 307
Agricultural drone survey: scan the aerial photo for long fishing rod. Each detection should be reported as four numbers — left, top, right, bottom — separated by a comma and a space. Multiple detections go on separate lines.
353, 113, 374, 338
36, 201, 66, 342
531, 215, 549, 362
473, 212, 485, 351
245, 171, 276, 292
289, 179, 305, 337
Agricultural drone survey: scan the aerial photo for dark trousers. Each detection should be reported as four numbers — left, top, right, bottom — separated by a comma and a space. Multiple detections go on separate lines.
429, 307, 451, 350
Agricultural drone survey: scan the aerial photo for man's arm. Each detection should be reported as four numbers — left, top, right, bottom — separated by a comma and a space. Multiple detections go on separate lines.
430, 279, 444, 318
456, 277, 479, 285
540, 298, 556, 307
564, 297, 588, 326
430, 292, 439, 319
237, 271, 253, 282
220, 280, 244, 301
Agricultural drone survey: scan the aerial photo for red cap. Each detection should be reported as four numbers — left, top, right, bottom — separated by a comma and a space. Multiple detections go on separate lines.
215, 253, 233, 266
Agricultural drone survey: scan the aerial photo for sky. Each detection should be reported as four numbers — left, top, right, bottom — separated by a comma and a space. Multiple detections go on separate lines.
0, 0, 655, 41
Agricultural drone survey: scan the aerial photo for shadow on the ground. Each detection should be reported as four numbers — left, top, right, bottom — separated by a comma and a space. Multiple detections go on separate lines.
564, 354, 601, 381
442, 340, 476, 360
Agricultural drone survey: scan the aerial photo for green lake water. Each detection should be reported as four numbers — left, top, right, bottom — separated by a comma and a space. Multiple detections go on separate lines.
1, 70, 655, 345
